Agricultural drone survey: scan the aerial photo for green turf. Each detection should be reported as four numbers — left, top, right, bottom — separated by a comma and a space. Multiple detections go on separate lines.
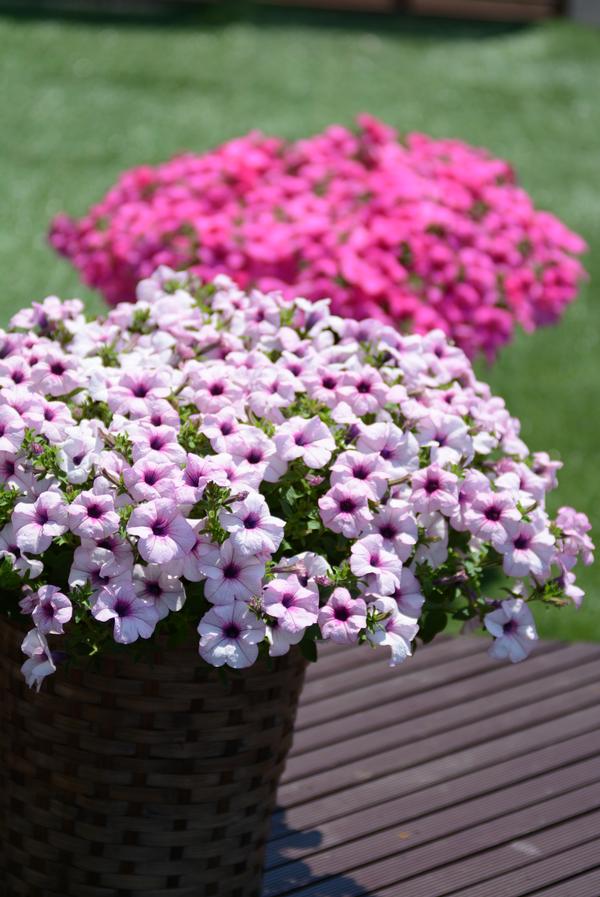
1, 3, 598, 640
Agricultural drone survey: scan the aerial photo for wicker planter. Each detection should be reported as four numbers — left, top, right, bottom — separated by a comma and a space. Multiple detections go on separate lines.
0, 617, 307, 897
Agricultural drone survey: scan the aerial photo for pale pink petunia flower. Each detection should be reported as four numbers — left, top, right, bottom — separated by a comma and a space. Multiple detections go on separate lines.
496, 517, 555, 578
484, 598, 538, 662
13, 492, 69, 554
356, 422, 419, 475
0, 405, 25, 454
201, 539, 265, 605
219, 492, 285, 557
27, 584, 73, 635
318, 588, 366, 645
123, 457, 181, 502
330, 450, 389, 500
366, 595, 419, 666
0, 522, 43, 578
133, 564, 186, 620
411, 465, 459, 516
266, 618, 304, 657
20, 629, 56, 691
389, 568, 425, 618
318, 482, 373, 538
369, 500, 418, 560
350, 535, 402, 595
274, 416, 336, 469
263, 575, 319, 633
198, 600, 266, 669
127, 498, 196, 564
68, 489, 120, 541
464, 491, 521, 549
92, 583, 160, 644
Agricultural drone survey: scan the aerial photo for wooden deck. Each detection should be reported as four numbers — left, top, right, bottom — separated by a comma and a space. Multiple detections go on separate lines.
265, 637, 600, 896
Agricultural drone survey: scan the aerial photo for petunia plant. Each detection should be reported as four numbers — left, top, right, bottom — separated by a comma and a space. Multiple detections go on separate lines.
0, 269, 593, 689
49, 116, 587, 360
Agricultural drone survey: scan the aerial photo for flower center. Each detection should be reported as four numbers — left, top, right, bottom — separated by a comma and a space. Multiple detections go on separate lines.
357, 380, 371, 394
425, 477, 440, 495
352, 465, 369, 480
223, 563, 240, 580
247, 449, 263, 464
50, 361, 66, 376
144, 470, 159, 485
503, 619, 518, 634
513, 535, 530, 550
322, 376, 336, 390
87, 504, 103, 519
149, 435, 165, 450
35, 508, 49, 526
224, 623, 241, 639
339, 498, 356, 513
243, 513, 260, 530
281, 593, 295, 608
152, 518, 169, 537
379, 524, 396, 540
334, 606, 350, 621
133, 384, 148, 398
114, 599, 132, 617
485, 506, 502, 522
209, 382, 224, 396
146, 582, 162, 597
294, 433, 307, 446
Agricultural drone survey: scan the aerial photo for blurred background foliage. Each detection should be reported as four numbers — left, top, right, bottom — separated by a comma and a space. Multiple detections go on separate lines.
1, 2, 598, 639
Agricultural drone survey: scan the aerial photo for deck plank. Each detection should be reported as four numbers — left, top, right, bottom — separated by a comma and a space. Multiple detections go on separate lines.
266, 636, 600, 896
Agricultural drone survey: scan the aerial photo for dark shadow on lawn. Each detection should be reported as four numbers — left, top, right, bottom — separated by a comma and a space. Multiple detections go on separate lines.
0, 0, 530, 42
263, 806, 370, 896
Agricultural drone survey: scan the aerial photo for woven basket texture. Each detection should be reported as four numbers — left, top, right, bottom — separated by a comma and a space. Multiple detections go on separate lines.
0, 617, 307, 897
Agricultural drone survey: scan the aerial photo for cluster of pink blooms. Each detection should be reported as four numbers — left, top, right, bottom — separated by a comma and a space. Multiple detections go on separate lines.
49, 116, 586, 360
0, 269, 592, 690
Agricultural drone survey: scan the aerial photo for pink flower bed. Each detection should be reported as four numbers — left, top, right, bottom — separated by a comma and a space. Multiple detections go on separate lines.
49, 116, 586, 360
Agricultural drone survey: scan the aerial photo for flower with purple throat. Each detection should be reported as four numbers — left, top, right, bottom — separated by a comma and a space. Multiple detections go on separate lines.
198, 600, 266, 669
318, 588, 367, 645
127, 498, 196, 564
92, 583, 160, 644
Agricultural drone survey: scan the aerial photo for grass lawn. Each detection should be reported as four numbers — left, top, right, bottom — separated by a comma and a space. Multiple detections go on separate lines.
1, 3, 598, 640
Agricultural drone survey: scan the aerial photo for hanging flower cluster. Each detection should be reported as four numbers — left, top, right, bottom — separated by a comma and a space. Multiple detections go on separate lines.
0, 269, 593, 690
49, 116, 586, 360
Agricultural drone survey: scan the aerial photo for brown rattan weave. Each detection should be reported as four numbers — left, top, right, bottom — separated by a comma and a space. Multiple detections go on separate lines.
0, 617, 307, 897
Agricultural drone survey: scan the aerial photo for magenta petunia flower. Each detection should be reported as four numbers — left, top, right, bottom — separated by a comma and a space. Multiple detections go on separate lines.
127, 498, 196, 564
